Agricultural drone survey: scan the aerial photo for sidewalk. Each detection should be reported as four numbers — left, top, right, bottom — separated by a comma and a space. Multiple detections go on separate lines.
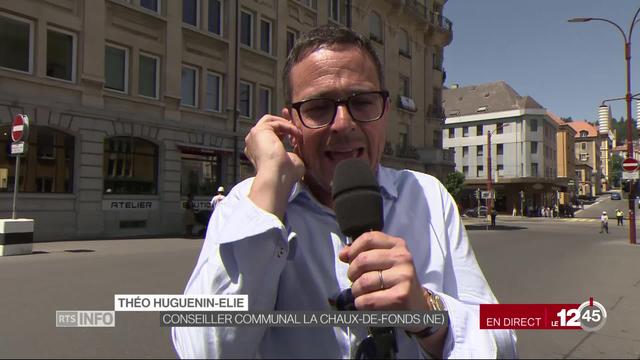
461, 215, 600, 226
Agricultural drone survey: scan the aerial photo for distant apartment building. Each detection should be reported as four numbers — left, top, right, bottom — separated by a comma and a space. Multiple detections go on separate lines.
443, 81, 562, 215
0, 0, 453, 240
568, 121, 601, 197
548, 112, 577, 206
599, 130, 615, 192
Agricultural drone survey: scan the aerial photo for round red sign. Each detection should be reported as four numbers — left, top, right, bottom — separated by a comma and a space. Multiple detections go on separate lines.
622, 157, 639, 172
11, 114, 29, 142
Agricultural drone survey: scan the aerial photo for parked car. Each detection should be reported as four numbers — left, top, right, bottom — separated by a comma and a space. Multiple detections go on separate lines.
464, 206, 488, 218
611, 192, 622, 200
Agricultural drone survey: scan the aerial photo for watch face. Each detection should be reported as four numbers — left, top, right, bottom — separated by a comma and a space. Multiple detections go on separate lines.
429, 293, 444, 311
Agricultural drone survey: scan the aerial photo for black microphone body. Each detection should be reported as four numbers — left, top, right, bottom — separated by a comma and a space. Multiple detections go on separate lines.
332, 159, 397, 359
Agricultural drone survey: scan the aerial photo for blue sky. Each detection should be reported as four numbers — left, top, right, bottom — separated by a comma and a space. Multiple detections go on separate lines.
444, 0, 640, 122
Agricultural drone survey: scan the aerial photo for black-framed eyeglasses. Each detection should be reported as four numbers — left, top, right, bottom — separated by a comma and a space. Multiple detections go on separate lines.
290, 91, 389, 129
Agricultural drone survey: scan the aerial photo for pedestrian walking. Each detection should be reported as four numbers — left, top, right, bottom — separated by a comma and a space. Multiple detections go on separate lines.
600, 211, 609, 234
210, 186, 226, 210
616, 209, 624, 226
183, 193, 196, 237
490, 209, 497, 229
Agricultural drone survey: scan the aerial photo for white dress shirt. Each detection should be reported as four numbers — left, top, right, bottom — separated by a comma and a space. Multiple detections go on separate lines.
172, 166, 517, 358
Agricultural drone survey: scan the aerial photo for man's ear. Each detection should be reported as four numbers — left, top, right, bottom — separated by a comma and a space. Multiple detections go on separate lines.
282, 107, 292, 121
282, 107, 302, 151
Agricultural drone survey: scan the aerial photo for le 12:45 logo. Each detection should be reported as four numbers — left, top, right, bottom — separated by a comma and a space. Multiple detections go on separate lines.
556, 298, 607, 332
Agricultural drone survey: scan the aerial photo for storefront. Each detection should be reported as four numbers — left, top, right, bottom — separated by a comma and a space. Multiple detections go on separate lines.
0, 110, 240, 241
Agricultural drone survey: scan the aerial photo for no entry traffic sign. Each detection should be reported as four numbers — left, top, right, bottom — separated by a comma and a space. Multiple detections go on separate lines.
11, 114, 29, 142
623, 158, 640, 172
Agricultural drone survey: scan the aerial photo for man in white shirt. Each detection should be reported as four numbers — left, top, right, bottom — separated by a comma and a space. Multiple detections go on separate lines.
172, 24, 517, 359
600, 211, 609, 234
210, 186, 226, 210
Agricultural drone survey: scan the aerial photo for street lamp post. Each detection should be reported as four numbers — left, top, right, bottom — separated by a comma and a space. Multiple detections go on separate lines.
569, 8, 640, 245
487, 123, 508, 217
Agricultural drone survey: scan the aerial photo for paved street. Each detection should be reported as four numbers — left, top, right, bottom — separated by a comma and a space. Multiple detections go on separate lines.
1, 218, 639, 358
466, 216, 640, 358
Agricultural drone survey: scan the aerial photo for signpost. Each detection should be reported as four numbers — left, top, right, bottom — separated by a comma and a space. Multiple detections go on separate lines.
481, 191, 494, 200
10, 114, 29, 219
622, 158, 640, 180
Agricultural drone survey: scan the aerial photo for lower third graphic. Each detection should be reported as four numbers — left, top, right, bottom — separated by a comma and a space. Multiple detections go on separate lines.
56, 311, 116, 328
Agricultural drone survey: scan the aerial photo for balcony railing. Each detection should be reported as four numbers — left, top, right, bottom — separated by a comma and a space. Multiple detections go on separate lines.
418, 147, 455, 164
428, 105, 445, 119
406, 0, 428, 21
396, 144, 420, 160
430, 12, 452, 33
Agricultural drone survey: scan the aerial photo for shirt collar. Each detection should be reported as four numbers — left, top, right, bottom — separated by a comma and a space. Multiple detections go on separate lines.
287, 164, 400, 205
377, 165, 399, 200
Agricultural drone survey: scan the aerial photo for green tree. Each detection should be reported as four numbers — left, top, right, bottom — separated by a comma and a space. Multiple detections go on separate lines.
609, 153, 623, 188
612, 117, 638, 146
445, 171, 466, 200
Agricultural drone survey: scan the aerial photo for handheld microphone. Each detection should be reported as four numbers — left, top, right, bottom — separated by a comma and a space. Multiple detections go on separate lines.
332, 158, 396, 359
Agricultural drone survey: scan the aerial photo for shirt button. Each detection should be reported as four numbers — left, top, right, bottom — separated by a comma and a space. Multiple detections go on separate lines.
277, 247, 286, 258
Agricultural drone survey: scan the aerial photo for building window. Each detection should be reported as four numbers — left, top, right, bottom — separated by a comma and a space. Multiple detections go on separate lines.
299, 0, 317, 9
432, 47, 443, 70
0, 126, 74, 193
531, 141, 538, 154
46, 27, 75, 82
531, 163, 538, 177
141, 0, 159, 13
477, 165, 484, 177
433, 130, 442, 148
181, 152, 223, 196
104, 137, 157, 194
398, 128, 408, 150
448, 128, 455, 138
399, 29, 411, 57
462, 126, 469, 137
581, 142, 587, 150
462, 166, 469, 177
260, 19, 273, 54
0, 13, 33, 73
138, 53, 159, 99
37, 129, 55, 159
239, 81, 252, 118
240, 11, 253, 47
497, 143, 503, 155
462, 146, 468, 157
580, 130, 588, 137
496, 123, 504, 134
183, 0, 199, 27
530, 119, 538, 132
399, 75, 411, 97
369, 11, 383, 43
208, 0, 222, 35
497, 164, 504, 176
477, 145, 483, 157
329, 0, 347, 24
205, 71, 222, 112
104, 45, 128, 93
579, 153, 588, 161
476, 125, 483, 136
286, 29, 297, 55
258, 86, 272, 118
181, 65, 198, 107
432, 87, 442, 116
